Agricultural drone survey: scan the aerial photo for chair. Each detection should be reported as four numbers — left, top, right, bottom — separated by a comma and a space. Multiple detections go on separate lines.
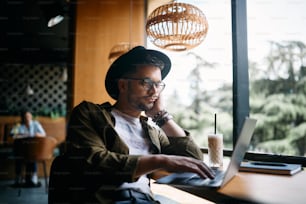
48, 154, 77, 204
13, 136, 58, 194
48, 154, 102, 204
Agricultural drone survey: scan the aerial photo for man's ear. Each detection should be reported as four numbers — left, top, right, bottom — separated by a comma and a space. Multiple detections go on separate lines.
117, 79, 127, 93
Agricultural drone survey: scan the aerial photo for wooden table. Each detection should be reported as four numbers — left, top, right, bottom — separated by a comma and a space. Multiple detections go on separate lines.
153, 170, 306, 204
219, 170, 306, 204
151, 180, 214, 204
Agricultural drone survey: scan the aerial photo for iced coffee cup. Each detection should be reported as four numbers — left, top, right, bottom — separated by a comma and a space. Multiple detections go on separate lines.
208, 133, 223, 169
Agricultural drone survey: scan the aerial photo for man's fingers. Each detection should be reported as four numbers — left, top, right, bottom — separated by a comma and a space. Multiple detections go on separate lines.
198, 162, 215, 179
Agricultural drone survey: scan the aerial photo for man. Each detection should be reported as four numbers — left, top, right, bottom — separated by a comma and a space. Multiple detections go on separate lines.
11, 110, 46, 187
65, 46, 214, 203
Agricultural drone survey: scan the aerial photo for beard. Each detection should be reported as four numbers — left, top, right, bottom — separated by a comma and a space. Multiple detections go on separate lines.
137, 101, 154, 111
127, 94, 155, 112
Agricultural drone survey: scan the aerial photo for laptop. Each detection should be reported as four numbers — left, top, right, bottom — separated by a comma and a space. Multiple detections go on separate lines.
156, 117, 257, 188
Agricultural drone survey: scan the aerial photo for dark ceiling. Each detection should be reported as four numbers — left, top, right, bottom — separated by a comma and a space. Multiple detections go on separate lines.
0, 0, 70, 64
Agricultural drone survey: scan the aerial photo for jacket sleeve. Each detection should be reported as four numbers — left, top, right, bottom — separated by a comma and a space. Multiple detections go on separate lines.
146, 123, 203, 161
162, 134, 204, 161
65, 101, 140, 184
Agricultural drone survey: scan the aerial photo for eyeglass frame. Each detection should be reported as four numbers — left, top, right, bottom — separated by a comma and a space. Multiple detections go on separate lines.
120, 77, 166, 92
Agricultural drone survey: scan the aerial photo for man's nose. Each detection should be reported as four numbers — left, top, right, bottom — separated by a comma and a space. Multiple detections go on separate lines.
148, 84, 158, 93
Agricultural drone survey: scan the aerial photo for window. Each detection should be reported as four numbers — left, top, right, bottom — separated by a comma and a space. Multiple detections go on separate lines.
247, 0, 306, 157
147, 0, 306, 165
147, 0, 233, 149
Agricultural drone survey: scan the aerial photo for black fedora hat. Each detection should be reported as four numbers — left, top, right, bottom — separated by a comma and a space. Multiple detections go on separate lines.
105, 46, 171, 100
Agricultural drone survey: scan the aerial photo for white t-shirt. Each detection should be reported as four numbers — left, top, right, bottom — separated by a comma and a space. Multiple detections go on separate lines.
111, 108, 152, 195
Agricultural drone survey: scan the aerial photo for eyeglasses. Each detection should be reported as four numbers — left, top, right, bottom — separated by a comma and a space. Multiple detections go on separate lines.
122, 77, 166, 92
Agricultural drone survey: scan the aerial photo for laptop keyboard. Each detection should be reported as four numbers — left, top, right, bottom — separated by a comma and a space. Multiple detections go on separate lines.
212, 168, 224, 179
185, 169, 225, 186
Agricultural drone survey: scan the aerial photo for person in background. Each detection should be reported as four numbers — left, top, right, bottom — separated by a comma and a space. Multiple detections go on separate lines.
65, 46, 214, 204
10, 110, 46, 187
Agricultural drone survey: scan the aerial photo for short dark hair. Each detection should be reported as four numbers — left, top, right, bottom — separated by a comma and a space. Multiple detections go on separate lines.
20, 109, 32, 124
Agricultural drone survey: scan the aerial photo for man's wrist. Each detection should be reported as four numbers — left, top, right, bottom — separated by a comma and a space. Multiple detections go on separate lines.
152, 110, 173, 127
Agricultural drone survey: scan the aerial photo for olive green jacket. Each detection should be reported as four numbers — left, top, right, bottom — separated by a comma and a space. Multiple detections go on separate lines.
65, 101, 203, 202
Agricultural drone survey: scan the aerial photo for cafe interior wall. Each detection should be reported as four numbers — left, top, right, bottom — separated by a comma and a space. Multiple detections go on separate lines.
0, 64, 67, 117
72, 0, 146, 106
0, 0, 146, 117
0, 0, 69, 118
0, 0, 146, 181
0, 0, 149, 179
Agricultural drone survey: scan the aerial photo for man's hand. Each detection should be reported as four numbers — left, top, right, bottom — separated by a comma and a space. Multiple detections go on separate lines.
145, 94, 164, 118
136, 154, 215, 180
145, 93, 186, 136
158, 155, 215, 179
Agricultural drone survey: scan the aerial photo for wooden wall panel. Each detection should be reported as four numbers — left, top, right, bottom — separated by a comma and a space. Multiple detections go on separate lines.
73, 0, 145, 107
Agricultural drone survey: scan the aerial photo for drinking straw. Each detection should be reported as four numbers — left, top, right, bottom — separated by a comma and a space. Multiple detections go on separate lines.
214, 113, 217, 134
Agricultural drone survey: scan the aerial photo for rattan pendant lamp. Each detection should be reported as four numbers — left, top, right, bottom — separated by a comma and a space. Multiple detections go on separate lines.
146, 1, 208, 51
